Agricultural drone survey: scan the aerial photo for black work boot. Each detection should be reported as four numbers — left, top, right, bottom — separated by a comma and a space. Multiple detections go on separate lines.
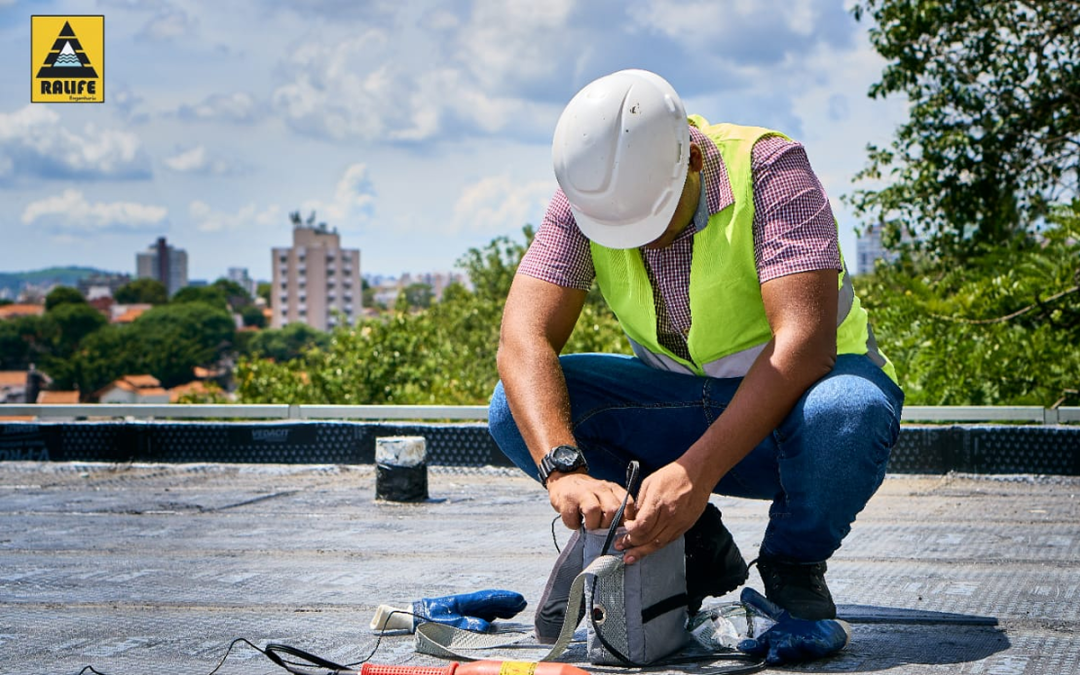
754, 555, 836, 620
684, 503, 748, 613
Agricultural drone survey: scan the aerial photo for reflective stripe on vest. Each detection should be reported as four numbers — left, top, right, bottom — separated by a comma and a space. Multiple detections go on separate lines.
624, 260, 892, 378
590, 119, 897, 383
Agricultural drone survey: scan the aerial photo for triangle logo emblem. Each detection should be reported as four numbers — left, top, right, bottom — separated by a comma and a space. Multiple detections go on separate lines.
37, 21, 98, 79
31, 15, 104, 103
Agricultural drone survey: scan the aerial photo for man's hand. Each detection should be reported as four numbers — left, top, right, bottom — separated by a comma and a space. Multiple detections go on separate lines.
547, 472, 633, 531
616, 461, 711, 564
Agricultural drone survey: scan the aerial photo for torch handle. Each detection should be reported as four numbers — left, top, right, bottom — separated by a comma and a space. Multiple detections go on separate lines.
360, 664, 456, 675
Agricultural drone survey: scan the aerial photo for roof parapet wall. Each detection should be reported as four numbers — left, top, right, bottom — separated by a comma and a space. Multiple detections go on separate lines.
0, 421, 1077, 474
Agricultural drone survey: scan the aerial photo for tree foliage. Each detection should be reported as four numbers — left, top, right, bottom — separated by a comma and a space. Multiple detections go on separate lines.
52, 301, 237, 393
402, 283, 434, 310
44, 286, 86, 312
131, 302, 236, 388
850, 0, 1080, 253
211, 278, 253, 310
244, 322, 330, 362
256, 282, 272, 305
241, 305, 267, 328
42, 304, 107, 361
0, 315, 47, 370
172, 285, 229, 308
236, 226, 629, 405
857, 202, 1080, 406
171, 279, 251, 311
114, 278, 168, 305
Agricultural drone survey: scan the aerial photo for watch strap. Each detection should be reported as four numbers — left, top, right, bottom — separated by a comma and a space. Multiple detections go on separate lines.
538, 444, 587, 488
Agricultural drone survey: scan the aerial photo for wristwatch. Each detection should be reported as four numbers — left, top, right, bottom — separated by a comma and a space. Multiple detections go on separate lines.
538, 444, 589, 488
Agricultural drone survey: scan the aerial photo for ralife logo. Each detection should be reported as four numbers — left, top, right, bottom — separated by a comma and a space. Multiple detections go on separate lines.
32, 16, 104, 103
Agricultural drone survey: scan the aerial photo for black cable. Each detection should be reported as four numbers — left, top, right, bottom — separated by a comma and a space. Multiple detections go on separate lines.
73, 608, 424, 675
208, 638, 272, 675
600, 460, 640, 556
550, 515, 563, 552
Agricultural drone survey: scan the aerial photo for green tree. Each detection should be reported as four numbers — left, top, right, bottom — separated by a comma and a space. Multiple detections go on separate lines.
241, 305, 267, 328
457, 226, 534, 301
70, 325, 143, 395
44, 286, 86, 312
172, 285, 229, 309
850, 0, 1080, 253
130, 302, 236, 387
41, 304, 108, 369
245, 322, 329, 362
257, 282, 272, 306
237, 226, 629, 405
114, 278, 168, 305
0, 302, 107, 388
856, 202, 1080, 406
403, 283, 434, 309
0, 315, 46, 370
362, 284, 381, 310
211, 278, 252, 310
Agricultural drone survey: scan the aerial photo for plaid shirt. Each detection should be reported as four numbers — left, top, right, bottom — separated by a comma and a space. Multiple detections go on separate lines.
517, 125, 841, 360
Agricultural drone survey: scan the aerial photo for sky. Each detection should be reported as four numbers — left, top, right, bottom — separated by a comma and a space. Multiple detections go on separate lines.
0, 0, 908, 283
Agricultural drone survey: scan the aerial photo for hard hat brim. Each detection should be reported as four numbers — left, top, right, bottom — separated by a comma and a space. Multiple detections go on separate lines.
568, 162, 687, 250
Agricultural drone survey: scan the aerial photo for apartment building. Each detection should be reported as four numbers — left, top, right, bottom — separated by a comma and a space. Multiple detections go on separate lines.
855, 223, 899, 276
227, 267, 256, 298
136, 237, 188, 296
271, 224, 360, 330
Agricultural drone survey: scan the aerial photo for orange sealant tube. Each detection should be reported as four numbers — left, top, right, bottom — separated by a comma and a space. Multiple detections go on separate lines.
359, 661, 591, 675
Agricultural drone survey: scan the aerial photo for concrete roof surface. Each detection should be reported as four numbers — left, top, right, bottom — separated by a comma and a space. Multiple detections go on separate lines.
1, 462, 1077, 675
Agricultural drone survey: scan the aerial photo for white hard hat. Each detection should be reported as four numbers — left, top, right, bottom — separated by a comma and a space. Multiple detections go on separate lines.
552, 69, 690, 249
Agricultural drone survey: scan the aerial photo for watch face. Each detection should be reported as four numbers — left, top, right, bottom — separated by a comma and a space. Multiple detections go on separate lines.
553, 445, 579, 465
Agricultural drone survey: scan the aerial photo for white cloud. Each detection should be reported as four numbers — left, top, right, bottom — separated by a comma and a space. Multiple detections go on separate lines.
164, 146, 209, 172
21, 189, 168, 233
0, 106, 151, 181
630, 0, 825, 50
271, 31, 405, 140
189, 201, 281, 233
137, 7, 198, 41
163, 145, 243, 175
300, 163, 376, 228
456, 0, 576, 90
177, 92, 259, 124
270, 28, 546, 142
452, 175, 554, 235
334, 164, 376, 214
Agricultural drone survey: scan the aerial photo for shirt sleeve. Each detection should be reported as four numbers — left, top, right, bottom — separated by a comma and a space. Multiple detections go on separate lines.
516, 189, 596, 291
751, 135, 842, 284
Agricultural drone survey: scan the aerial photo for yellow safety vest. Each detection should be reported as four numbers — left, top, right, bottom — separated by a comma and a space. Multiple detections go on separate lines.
590, 118, 897, 383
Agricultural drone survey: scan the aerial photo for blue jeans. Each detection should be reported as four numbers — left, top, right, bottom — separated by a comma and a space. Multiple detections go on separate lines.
488, 353, 904, 563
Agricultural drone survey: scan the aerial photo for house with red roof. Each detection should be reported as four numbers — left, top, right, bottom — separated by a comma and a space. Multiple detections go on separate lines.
94, 375, 170, 404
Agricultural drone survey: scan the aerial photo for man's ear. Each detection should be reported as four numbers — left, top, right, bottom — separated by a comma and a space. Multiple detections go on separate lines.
689, 143, 704, 172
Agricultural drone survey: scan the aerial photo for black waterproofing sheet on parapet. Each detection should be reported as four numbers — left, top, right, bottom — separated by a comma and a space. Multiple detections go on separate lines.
1, 421, 1079, 473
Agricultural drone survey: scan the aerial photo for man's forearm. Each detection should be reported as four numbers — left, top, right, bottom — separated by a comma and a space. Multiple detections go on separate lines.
680, 337, 835, 489
497, 340, 578, 467
681, 268, 840, 488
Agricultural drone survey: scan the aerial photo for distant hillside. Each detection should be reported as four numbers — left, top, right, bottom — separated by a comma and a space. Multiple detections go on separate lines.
0, 266, 119, 297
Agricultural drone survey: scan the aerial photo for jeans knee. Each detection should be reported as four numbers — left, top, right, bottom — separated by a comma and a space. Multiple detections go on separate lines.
487, 382, 513, 445
803, 376, 900, 452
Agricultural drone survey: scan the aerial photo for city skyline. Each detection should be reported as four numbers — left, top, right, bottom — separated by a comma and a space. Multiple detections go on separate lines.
0, 1, 908, 282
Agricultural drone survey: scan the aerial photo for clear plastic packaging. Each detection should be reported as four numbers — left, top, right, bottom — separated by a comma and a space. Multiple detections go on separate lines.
687, 600, 778, 650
